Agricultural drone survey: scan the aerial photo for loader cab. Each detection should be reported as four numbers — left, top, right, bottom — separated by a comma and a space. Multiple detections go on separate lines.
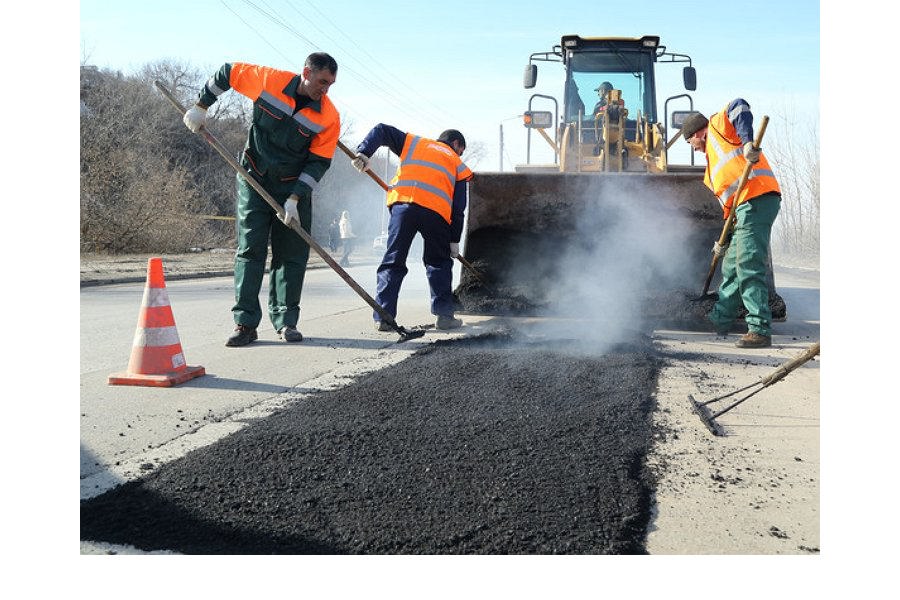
523, 35, 697, 169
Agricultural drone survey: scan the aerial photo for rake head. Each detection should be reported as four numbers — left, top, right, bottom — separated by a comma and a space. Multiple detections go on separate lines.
689, 394, 725, 436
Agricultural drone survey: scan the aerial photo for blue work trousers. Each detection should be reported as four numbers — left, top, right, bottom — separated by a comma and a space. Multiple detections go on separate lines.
374, 202, 455, 321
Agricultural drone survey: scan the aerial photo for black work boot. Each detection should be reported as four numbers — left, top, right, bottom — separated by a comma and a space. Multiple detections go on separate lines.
278, 326, 303, 342
226, 324, 258, 347
374, 321, 392, 332
735, 332, 771, 348
435, 315, 463, 330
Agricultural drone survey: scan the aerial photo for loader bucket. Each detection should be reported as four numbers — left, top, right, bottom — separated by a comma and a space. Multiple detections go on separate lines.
454, 171, 725, 327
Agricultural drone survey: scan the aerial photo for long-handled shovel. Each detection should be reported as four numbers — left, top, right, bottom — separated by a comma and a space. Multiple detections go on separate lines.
696, 115, 770, 300
334, 142, 495, 287
689, 341, 820, 436
155, 81, 424, 343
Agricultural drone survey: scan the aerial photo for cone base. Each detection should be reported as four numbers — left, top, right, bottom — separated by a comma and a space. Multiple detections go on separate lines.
108, 365, 206, 388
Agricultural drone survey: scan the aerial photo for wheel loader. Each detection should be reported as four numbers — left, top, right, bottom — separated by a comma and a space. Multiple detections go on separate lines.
455, 35, 785, 327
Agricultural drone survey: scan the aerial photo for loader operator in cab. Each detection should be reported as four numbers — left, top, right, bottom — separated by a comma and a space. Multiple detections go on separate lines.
351, 125, 473, 332
682, 99, 781, 349
592, 81, 613, 115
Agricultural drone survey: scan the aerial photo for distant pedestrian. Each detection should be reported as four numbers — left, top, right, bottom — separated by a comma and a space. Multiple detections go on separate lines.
339, 210, 356, 267
328, 217, 340, 252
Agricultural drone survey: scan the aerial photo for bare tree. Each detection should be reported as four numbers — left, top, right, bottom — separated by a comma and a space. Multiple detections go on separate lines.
462, 140, 488, 170
81, 64, 239, 252
767, 104, 820, 266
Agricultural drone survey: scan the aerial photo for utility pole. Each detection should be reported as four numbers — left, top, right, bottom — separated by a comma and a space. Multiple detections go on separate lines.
499, 123, 504, 172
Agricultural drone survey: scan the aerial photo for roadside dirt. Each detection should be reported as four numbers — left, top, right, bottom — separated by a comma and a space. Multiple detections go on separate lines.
80, 250, 239, 286
80, 250, 341, 286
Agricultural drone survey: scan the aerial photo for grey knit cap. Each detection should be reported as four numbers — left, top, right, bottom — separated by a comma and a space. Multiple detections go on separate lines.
681, 112, 708, 140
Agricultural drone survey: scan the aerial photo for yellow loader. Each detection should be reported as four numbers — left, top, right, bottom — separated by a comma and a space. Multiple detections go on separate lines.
456, 35, 785, 327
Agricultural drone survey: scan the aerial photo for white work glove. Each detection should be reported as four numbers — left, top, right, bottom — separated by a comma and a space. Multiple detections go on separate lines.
712, 241, 729, 258
282, 196, 300, 227
743, 142, 760, 164
351, 152, 371, 173
183, 104, 208, 133
450, 242, 460, 258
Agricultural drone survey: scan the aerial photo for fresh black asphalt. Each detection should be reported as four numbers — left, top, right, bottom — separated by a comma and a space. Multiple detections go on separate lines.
81, 332, 663, 554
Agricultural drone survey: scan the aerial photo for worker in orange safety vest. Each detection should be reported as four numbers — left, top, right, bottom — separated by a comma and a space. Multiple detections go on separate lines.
183, 53, 340, 347
682, 98, 781, 349
351, 125, 474, 331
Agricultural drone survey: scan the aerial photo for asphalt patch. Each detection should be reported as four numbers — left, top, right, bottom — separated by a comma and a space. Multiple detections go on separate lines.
81, 332, 662, 554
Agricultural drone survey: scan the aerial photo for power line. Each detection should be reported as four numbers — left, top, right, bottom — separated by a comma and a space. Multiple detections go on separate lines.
220, 0, 313, 64
229, 0, 456, 135
295, 0, 461, 126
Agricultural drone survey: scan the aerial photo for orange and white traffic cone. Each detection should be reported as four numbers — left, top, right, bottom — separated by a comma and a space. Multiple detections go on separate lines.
108, 257, 205, 387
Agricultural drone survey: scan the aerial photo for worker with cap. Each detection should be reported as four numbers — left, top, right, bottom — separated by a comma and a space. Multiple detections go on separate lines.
592, 81, 613, 115
682, 98, 781, 349
351, 124, 474, 331
182, 53, 340, 347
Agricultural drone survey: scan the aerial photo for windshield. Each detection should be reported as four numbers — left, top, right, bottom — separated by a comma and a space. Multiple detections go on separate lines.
564, 49, 656, 123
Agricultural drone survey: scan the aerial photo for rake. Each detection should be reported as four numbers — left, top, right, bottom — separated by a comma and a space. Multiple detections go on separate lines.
689, 341, 820, 436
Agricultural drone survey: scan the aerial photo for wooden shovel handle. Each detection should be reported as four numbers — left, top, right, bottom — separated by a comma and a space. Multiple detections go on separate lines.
337, 141, 389, 192
701, 115, 770, 296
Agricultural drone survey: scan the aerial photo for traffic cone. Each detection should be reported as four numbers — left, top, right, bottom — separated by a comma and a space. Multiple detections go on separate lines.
108, 257, 205, 387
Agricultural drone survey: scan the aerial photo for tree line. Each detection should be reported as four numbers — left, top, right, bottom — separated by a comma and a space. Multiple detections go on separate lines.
80, 61, 405, 254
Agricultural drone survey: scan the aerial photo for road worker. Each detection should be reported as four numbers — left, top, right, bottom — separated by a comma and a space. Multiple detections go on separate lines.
351, 125, 473, 331
183, 53, 340, 346
682, 99, 781, 348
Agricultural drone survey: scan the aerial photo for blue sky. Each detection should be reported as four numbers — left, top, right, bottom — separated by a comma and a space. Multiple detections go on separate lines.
79, 0, 821, 169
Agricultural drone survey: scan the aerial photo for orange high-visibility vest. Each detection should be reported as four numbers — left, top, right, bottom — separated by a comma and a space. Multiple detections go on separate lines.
703, 104, 780, 219
387, 134, 474, 224
228, 62, 340, 164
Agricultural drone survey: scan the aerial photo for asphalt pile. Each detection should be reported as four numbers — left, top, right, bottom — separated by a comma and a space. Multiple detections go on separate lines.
81, 332, 662, 554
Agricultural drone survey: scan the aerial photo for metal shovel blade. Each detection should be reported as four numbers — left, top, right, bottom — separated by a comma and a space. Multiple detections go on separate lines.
396, 327, 426, 343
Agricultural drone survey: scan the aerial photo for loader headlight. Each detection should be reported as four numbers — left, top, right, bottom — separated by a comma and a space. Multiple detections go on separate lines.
523, 111, 553, 129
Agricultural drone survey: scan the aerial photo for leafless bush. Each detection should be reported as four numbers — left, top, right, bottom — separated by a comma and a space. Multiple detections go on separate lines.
81, 62, 241, 253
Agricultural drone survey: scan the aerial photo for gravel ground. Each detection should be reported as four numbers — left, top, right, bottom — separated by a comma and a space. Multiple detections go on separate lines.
80, 332, 662, 554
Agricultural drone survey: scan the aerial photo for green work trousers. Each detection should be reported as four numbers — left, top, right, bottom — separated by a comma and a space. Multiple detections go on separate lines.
708, 192, 781, 337
233, 173, 311, 331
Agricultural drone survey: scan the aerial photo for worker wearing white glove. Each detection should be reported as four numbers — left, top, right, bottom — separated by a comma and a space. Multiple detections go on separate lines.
450, 242, 460, 258
351, 153, 371, 173
183, 103, 208, 133
743, 142, 760, 164
282, 195, 300, 227
712, 240, 729, 259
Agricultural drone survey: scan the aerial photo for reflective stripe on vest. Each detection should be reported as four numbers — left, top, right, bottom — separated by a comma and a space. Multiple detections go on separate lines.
703, 106, 780, 218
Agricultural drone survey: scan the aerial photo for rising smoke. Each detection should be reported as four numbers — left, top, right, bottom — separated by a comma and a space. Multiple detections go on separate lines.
500, 175, 712, 354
